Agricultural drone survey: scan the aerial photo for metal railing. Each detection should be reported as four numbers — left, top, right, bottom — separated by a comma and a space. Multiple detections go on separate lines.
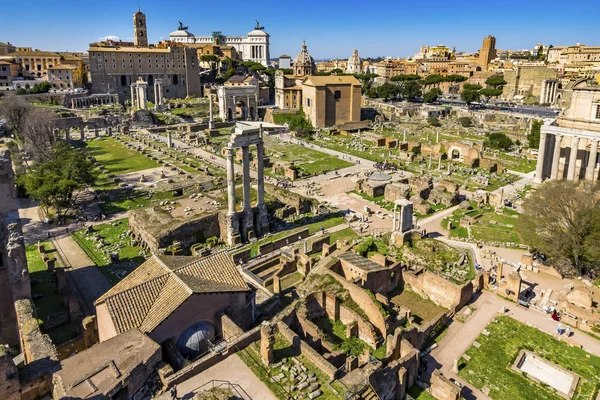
193, 379, 252, 400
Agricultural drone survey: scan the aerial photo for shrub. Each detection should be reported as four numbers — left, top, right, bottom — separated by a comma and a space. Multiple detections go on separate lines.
458, 116, 473, 127
427, 116, 441, 127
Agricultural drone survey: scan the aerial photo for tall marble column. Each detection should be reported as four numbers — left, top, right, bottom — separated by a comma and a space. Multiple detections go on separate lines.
534, 132, 548, 183
540, 80, 548, 104
130, 84, 136, 109
550, 134, 563, 180
232, 95, 237, 121
226, 148, 236, 215
567, 136, 580, 181
256, 134, 269, 235
242, 146, 254, 238
586, 139, 599, 182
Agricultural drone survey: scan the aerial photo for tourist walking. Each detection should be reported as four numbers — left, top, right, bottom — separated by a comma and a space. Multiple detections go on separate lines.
170, 384, 178, 400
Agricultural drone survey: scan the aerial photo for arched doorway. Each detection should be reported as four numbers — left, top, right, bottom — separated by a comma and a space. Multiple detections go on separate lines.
148, 75, 154, 86
120, 75, 127, 87
172, 75, 178, 85
236, 100, 247, 120
227, 108, 233, 121
249, 106, 255, 120
451, 149, 461, 160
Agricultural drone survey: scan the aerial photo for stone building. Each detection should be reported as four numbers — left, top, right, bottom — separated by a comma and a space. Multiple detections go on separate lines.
218, 83, 259, 121
0, 41, 15, 55
94, 252, 254, 344
536, 79, 600, 182
293, 41, 316, 77
278, 54, 291, 69
0, 60, 18, 90
169, 21, 270, 66
88, 7, 202, 102
52, 329, 161, 399
302, 75, 362, 128
478, 35, 497, 70
502, 65, 559, 103
346, 48, 363, 74
47, 64, 83, 90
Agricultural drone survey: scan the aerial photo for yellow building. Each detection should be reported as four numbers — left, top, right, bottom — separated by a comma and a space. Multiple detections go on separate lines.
48, 64, 83, 90
302, 75, 362, 128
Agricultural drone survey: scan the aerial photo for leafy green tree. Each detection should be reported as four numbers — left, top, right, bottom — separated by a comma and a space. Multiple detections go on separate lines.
30, 81, 52, 94
330, 68, 344, 74
517, 180, 600, 276
427, 116, 441, 127
199, 54, 219, 70
16, 88, 27, 95
249, 64, 267, 72
528, 120, 542, 149
390, 74, 421, 82
479, 88, 503, 103
484, 76, 507, 89
423, 88, 443, 103
376, 83, 400, 100
422, 74, 444, 89
484, 132, 513, 151
22, 142, 96, 218
400, 80, 422, 100
458, 117, 473, 127
443, 75, 468, 83
460, 84, 482, 107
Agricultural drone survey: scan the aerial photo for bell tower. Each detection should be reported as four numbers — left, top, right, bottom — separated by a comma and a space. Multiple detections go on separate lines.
133, 7, 148, 47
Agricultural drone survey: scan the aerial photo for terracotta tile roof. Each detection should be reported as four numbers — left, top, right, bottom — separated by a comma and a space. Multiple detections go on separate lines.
303, 75, 362, 87
8, 50, 60, 57
95, 252, 249, 334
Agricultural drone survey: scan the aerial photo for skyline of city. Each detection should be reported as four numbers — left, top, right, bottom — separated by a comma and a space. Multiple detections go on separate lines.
3, 0, 600, 58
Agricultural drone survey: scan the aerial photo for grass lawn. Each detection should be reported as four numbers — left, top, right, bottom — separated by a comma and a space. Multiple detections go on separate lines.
81, 137, 159, 175
459, 316, 600, 400
72, 218, 145, 284
238, 333, 345, 400
390, 289, 446, 325
26, 243, 79, 344
407, 385, 437, 400
98, 188, 177, 215
348, 190, 395, 211
264, 137, 353, 177
328, 227, 359, 245
280, 271, 303, 290
446, 205, 521, 245
312, 317, 370, 357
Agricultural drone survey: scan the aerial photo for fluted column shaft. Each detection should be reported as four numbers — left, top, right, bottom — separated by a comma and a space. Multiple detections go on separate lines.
550, 134, 563, 180
242, 146, 252, 213
567, 136, 580, 181
226, 148, 236, 214
586, 139, 599, 182
534, 132, 548, 183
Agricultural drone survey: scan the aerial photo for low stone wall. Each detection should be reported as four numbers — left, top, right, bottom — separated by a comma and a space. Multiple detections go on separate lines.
276, 321, 338, 379
325, 270, 388, 337
259, 228, 310, 255
264, 184, 314, 214
403, 269, 473, 311
369, 341, 419, 400
430, 370, 460, 400
536, 264, 563, 279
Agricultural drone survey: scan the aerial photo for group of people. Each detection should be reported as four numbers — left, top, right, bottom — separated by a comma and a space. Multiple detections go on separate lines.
374, 161, 399, 171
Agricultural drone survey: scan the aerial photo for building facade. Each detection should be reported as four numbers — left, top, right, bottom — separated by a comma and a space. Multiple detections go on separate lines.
502, 65, 559, 103
88, 8, 201, 101
535, 79, 600, 183
169, 21, 270, 66
302, 75, 362, 128
479, 35, 497, 70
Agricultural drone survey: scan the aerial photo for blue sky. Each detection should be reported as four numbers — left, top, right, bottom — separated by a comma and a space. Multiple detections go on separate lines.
3, 0, 599, 59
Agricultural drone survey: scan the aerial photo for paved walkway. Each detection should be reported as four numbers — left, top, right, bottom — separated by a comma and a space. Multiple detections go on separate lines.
154, 354, 277, 400
53, 234, 112, 314
425, 290, 600, 400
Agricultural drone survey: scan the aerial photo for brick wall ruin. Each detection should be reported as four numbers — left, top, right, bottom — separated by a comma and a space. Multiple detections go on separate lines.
403, 269, 473, 311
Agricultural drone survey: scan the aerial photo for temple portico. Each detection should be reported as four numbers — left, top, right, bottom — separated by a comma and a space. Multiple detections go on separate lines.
535, 125, 600, 183
225, 122, 269, 245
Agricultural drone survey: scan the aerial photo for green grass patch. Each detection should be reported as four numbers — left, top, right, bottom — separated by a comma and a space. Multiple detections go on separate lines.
80, 137, 159, 175
328, 227, 359, 245
407, 385, 437, 400
72, 218, 145, 284
390, 289, 446, 325
26, 243, 79, 344
280, 271, 303, 290
460, 316, 600, 400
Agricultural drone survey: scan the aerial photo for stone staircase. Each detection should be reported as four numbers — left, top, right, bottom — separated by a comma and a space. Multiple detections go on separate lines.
358, 385, 379, 400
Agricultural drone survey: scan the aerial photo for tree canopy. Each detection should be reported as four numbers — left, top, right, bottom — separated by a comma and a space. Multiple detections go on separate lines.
485, 76, 507, 89
390, 74, 421, 82
400, 80, 422, 100
21, 142, 96, 218
484, 132, 513, 151
460, 87, 481, 107
479, 88, 503, 103
423, 88, 443, 103
376, 83, 400, 100
528, 120, 543, 149
517, 180, 600, 276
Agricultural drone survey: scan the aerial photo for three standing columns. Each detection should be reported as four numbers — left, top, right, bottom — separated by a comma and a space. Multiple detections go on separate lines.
539, 133, 599, 183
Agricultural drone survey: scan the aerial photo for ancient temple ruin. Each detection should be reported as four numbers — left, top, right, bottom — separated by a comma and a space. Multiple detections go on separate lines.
225, 122, 269, 245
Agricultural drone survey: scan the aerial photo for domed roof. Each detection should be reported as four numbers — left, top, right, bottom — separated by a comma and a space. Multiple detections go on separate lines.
294, 41, 315, 68
176, 321, 216, 359
348, 48, 362, 64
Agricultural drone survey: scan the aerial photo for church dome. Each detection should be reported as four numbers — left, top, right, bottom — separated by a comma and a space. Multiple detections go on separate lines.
346, 48, 363, 74
293, 41, 316, 77
176, 321, 216, 359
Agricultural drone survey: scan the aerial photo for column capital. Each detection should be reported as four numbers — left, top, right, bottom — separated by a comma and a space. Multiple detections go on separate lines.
224, 147, 234, 157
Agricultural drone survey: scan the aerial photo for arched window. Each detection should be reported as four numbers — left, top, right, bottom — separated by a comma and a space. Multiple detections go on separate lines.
120, 75, 127, 86
172, 75, 178, 85
148, 75, 154, 86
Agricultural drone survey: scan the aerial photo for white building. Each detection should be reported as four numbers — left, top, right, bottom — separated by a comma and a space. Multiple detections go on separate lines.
169, 21, 270, 67
346, 48, 362, 74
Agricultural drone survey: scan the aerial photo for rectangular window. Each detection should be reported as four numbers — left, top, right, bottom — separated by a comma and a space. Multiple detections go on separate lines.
334, 90, 341, 99
306, 98, 311, 107
596, 104, 600, 120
